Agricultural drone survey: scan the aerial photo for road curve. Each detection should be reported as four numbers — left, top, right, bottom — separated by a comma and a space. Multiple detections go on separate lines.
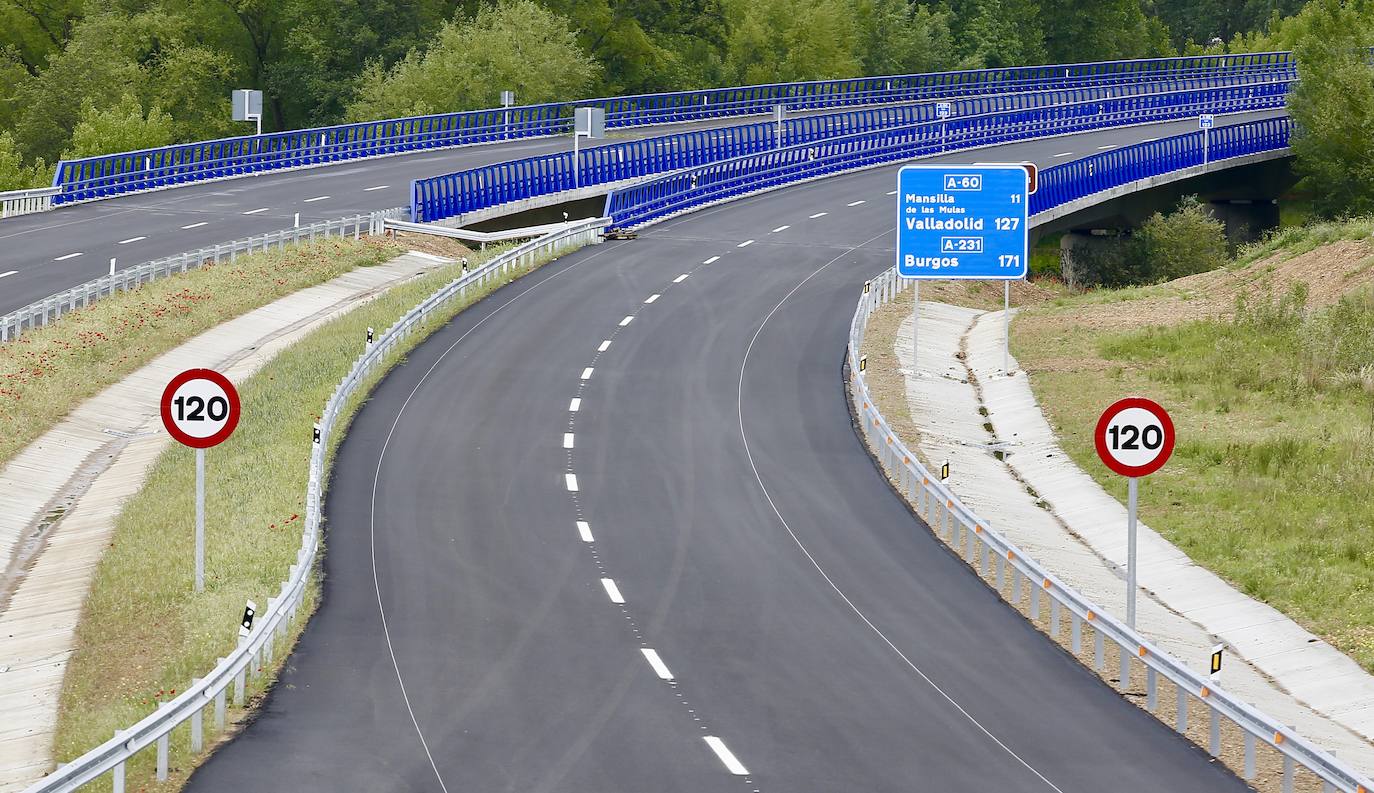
186, 118, 1259, 792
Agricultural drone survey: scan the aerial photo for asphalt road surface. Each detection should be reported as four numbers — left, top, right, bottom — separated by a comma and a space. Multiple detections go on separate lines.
186, 118, 1256, 792
0, 92, 1279, 315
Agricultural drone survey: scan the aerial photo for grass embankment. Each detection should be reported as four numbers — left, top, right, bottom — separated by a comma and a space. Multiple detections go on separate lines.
0, 238, 404, 468
1014, 217, 1374, 672
51, 239, 566, 791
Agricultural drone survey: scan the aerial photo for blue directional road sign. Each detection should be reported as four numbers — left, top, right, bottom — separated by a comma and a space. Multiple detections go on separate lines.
896, 164, 1029, 280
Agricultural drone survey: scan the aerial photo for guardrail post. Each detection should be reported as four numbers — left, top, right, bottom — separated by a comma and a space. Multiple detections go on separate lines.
1244, 732, 1256, 778
1011, 567, 1022, 605
1146, 667, 1157, 711
1028, 579, 1039, 620
1119, 643, 1130, 691
995, 553, 1005, 592
112, 738, 125, 793
1177, 687, 1189, 732
191, 676, 204, 752
1050, 596, 1061, 638
1094, 630, 1104, 671
215, 674, 227, 729
1208, 708, 1221, 756
156, 703, 170, 780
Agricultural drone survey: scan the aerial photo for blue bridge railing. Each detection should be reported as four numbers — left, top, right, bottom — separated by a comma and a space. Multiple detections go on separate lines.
412, 78, 1289, 223
603, 116, 1290, 230
49, 52, 1296, 205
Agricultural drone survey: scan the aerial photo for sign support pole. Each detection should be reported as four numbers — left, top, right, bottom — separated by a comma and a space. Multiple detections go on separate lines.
195, 447, 206, 593
912, 281, 920, 375
1126, 476, 1139, 628
573, 132, 580, 189
1003, 282, 1011, 374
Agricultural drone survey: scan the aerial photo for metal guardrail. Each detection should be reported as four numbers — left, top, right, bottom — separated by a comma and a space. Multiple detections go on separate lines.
847, 272, 1373, 793
0, 209, 407, 342
0, 186, 59, 218
47, 53, 1297, 205
605, 97, 1290, 229
20, 217, 611, 793
415, 77, 1289, 223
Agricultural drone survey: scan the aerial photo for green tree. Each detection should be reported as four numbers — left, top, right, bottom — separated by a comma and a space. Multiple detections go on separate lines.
0, 130, 47, 190
856, 0, 961, 76
1040, 0, 1173, 63
1286, 0, 1374, 217
63, 94, 176, 159
964, 0, 1047, 68
721, 0, 861, 85
345, 0, 599, 122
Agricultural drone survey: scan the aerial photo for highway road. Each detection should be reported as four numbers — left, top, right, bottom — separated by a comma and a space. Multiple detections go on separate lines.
0, 93, 1279, 316
185, 118, 1262, 791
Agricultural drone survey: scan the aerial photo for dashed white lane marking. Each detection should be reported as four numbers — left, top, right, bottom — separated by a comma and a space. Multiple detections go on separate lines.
886, 190, 898, 196
565, 474, 579, 492
847, 200, 866, 206
600, 578, 626, 604
641, 648, 674, 680
703, 256, 720, 265
242, 207, 270, 215
576, 521, 594, 542
569, 398, 581, 412
364, 185, 390, 191
0, 270, 16, 279
737, 239, 754, 248
181, 221, 208, 229
771, 225, 790, 233
644, 294, 660, 304
117, 236, 146, 244
598, 339, 612, 352
1097, 144, 1117, 150
580, 367, 594, 380
54, 252, 82, 261
1141, 137, 1157, 142
673, 274, 689, 283
563, 433, 575, 449
703, 737, 749, 775
303, 195, 330, 203
1053, 151, 1074, 158
619, 316, 634, 326
809, 212, 827, 218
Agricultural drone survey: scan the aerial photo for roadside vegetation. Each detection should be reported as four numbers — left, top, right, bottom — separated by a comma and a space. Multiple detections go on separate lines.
0, 238, 403, 468
1014, 216, 1374, 671
51, 238, 579, 791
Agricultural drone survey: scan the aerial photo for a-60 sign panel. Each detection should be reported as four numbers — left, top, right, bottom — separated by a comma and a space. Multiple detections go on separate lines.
895, 164, 1029, 280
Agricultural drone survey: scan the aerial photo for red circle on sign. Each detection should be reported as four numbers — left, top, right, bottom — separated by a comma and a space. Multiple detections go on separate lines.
1094, 397, 1174, 478
160, 369, 241, 449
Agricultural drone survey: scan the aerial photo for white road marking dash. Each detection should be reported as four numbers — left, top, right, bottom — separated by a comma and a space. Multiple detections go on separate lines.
847, 200, 866, 206
600, 578, 625, 604
673, 274, 689, 283
809, 212, 827, 219
641, 648, 674, 680
242, 207, 270, 215
54, 252, 82, 261
886, 190, 898, 196
117, 236, 146, 245
704, 737, 749, 775
569, 398, 581, 412
303, 195, 330, 202
580, 367, 594, 380
620, 316, 634, 326
363, 185, 390, 191
771, 225, 790, 233
598, 340, 612, 352
1097, 144, 1117, 150
737, 239, 754, 248
1053, 152, 1074, 158
565, 474, 579, 492
644, 294, 660, 304
181, 221, 208, 229
703, 256, 720, 265
576, 521, 594, 542
0, 271, 16, 279
563, 433, 575, 449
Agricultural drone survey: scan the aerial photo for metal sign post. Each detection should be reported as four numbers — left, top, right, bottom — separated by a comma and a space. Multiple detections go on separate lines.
1094, 397, 1176, 628
501, 90, 515, 138
1200, 114, 1214, 165
936, 102, 951, 151
161, 369, 242, 593
232, 89, 264, 136
572, 107, 606, 189
774, 104, 786, 150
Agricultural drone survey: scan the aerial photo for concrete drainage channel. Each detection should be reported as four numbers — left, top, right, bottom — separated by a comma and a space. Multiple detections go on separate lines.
847, 266, 1374, 793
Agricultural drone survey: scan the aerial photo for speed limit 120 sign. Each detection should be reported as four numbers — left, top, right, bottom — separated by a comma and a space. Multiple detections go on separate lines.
1094, 397, 1175, 478
161, 368, 241, 449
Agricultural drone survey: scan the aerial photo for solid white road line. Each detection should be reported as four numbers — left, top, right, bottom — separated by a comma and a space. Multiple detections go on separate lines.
569, 398, 581, 412
576, 521, 594, 542
117, 236, 146, 244
703, 256, 720, 265
580, 367, 594, 380
600, 578, 625, 604
737, 239, 754, 248
620, 316, 634, 326
54, 252, 82, 261
303, 195, 330, 202
565, 474, 579, 492
1053, 152, 1074, 158
181, 221, 208, 229
847, 200, 866, 206
703, 737, 749, 775
673, 274, 689, 283
564, 433, 575, 449
364, 185, 390, 191
644, 294, 660, 304
640, 648, 674, 680
242, 207, 270, 215
0, 270, 16, 279
598, 340, 612, 352
771, 225, 790, 233
809, 212, 827, 218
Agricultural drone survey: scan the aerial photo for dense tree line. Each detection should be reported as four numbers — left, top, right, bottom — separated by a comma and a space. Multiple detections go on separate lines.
0, 0, 1369, 217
